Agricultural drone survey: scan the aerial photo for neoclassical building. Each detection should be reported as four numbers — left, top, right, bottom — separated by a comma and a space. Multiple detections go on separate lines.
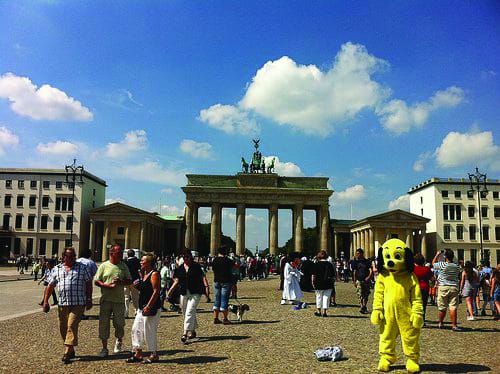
182, 173, 333, 255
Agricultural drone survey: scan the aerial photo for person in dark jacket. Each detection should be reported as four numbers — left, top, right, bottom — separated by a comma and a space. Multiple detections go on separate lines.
211, 247, 234, 324
312, 250, 336, 317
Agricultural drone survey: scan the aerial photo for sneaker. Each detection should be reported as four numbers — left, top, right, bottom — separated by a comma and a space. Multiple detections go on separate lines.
214, 318, 222, 324
113, 340, 123, 354
222, 319, 232, 325
467, 316, 475, 321
452, 326, 462, 332
98, 348, 109, 358
280, 299, 286, 305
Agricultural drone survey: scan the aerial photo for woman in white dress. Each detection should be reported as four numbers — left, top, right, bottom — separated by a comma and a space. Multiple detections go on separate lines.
281, 253, 305, 308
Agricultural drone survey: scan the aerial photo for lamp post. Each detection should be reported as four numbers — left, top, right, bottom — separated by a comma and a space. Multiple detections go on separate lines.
65, 159, 84, 247
468, 167, 488, 263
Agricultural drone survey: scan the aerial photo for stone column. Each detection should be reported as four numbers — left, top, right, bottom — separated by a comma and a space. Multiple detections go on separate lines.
320, 205, 329, 251
124, 221, 130, 249
102, 220, 110, 261
368, 229, 374, 258
385, 231, 391, 241
334, 233, 339, 258
406, 229, 412, 248
210, 203, 221, 256
236, 204, 245, 255
184, 202, 193, 250
294, 204, 303, 252
421, 230, 427, 259
140, 221, 145, 250
192, 203, 198, 250
89, 219, 95, 252
316, 207, 321, 252
269, 204, 278, 255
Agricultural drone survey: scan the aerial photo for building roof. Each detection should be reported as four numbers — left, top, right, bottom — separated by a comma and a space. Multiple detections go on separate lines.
160, 215, 184, 221
0, 168, 107, 187
409, 177, 500, 194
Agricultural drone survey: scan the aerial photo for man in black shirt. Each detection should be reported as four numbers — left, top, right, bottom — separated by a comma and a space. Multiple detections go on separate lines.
211, 247, 234, 324
125, 249, 141, 317
353, 248, 373, 314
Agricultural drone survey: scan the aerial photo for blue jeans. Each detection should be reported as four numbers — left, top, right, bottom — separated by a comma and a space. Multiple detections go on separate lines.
213, 282, 231, 311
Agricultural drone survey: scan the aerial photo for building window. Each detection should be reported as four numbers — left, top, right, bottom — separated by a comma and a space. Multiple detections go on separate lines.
30, 180, 37, 188
444, 225, 451, 240
64, 239, 72, 248
454, 191, 461, 198
39, 239, 46, 256
52, 239, 59, 254
483, 226, 489, 241
443, 205, 448, 220
55, 197, 73, 211
93, 188, 96, 196
62, 198, 67, 211
92, 200, 95, 208
18, 180, 24, 188
484, 249, 490, 263
56, 181, 63, 189
14, 238, 21, 255
470, 249, 477, 265
4, 195, 11, 207
457, 225, 464, 240
496, 226, 500, 241
493, 191, 499, 199
42, 196, 49, 208
457, 249, 464, 262
66, 216, 73, 231
53, 216, 61, 230
442, 190, 448, 198
494, 207, 500, 218
443, 204, 461, 220
17, 195, 24, 207
481, 207, 488, 218
28, 215, 35, 230
26, 238, 33, 255
467, 190, 473, 198
469, 225, 476, 240
29, 195, 36, 207
468, 206, 475, 218
117, 227, 125, 235
420, 196, 423, 204
421, 208, 424, 216
42, 180, 50, 189
41, 215, 48, 230
481, 191, 488, 199
68, 198, 74, 211
15, 215, 22, 229
2, 214, 10, 230
6, 180, 12, 188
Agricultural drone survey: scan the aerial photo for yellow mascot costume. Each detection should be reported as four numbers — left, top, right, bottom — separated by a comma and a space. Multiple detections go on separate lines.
371, 239, 424, 373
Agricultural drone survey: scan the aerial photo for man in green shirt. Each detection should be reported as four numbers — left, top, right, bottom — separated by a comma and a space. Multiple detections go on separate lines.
94, 245, 132, 357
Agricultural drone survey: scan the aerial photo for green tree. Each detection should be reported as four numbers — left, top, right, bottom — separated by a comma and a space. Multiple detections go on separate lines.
195, 223, 236, 256
279, 227, 318, 257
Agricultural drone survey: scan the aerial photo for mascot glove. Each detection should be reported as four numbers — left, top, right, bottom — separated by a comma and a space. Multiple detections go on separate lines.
370, 310, 384, 325
410, 313, 424, 329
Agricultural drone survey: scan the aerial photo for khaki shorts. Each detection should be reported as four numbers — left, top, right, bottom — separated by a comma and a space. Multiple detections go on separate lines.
437, 285, 459, 311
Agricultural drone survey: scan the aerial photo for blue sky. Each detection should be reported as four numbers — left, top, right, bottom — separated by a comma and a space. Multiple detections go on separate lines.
0, 1, 499, 250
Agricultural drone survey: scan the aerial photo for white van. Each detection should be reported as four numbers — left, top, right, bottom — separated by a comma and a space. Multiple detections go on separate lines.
123, 248, 145, 260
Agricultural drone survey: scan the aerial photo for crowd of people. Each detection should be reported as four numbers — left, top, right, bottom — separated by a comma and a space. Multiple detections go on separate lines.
37, 244, 500, 365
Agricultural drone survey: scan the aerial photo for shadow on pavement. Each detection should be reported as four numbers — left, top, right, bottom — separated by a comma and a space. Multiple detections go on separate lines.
237, 296, 265, 300
329, 314, 368, 319
194, 335, 250, 343
238, 319, 280, 324
392, 363, 491, 373
159, 355, 228, 364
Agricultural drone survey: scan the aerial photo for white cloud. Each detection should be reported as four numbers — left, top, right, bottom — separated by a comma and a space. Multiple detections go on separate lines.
333, 184, 366, 202
377, 86, 465, 134
179, 139, 213, 159
239, 42, 390, 137
105, 197, 126, 205
413, 151, 432, 172
37, 140, 78, 156
116, 161, 187, 186
198, 104, 259, 136
161, 188, 173, 194
0, 72, 93, 121
0, 126, 19, 155
159, 205, 183, 216
435, 130, 500, 170
105, 129, 147, 158
263, 155, 303, 177
388, 194, 410, 211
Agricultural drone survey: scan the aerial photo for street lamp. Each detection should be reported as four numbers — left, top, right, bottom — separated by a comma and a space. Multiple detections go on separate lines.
65, 159, 84, 247
467, 167, 488, 263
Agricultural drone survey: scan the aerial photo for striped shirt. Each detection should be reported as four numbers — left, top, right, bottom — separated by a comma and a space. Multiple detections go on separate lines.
50, 262, 92, 306
433, 261, 460, 287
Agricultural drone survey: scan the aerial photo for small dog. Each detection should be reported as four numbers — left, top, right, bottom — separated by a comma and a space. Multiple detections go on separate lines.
228, 303, 250, 322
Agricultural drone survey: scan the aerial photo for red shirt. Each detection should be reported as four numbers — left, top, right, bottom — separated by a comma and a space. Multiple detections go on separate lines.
413, 265, 433, 291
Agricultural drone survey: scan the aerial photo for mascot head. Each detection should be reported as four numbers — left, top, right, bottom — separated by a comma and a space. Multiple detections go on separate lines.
376, 238, 414, 275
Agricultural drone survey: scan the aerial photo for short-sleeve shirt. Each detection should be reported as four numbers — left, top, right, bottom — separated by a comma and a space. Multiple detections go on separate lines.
77, 257, 98, 277
173, 262, 205, 295
212, 256, 234, 283
354, 258, 371, 281
94, 261, 132, 303
413, 265, 433, 291
313, 260, 336, 290
50, 262, 92, 306
433, 261, 460, 287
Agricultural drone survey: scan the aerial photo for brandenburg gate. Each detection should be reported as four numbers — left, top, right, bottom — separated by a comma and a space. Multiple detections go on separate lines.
182, 141, 333, 255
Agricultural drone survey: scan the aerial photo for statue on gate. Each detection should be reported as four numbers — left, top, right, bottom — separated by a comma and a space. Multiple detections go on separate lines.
250, 139, 262, 173
267, 157, 275, 174
241, 157, 249, 173
241, 139, 276, 174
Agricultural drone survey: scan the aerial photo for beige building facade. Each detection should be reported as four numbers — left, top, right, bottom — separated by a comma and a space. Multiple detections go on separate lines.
409, 177, 500, 265
182, 173, 333, 256
89, 202, 184, 261
0, 168, 106, 259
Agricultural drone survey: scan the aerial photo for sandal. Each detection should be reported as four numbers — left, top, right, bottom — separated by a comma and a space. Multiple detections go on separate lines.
181, 334, 188, 344
61, 354, 71, 364
126, 355, 143, 363
143, 355, 159, 364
